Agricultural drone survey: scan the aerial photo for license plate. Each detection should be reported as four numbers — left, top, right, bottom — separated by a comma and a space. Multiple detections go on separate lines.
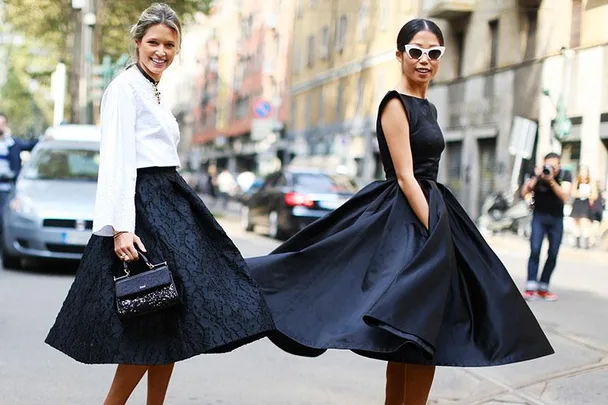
318, 200, 346, 210
61, 231, 91, 245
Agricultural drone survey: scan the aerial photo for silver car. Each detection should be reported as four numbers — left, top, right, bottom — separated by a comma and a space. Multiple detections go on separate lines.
2, 137, 99, 268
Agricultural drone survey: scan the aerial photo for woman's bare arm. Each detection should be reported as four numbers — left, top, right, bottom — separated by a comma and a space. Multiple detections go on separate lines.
380, 98, 429, 229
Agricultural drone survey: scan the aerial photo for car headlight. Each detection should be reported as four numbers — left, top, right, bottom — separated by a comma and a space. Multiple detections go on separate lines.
9, 196, 38, 218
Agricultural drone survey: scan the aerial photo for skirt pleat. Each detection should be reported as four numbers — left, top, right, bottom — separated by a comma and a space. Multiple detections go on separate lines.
246, 179, 554, 366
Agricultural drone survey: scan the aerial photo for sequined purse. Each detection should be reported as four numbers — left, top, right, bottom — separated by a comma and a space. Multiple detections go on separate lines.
114, 251, 180, 319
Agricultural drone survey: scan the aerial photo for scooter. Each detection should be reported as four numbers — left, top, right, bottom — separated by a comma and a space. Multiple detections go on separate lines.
478, 192, 532, 237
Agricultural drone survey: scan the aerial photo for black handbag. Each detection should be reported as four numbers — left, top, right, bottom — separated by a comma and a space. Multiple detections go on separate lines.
114, 251, 181, 319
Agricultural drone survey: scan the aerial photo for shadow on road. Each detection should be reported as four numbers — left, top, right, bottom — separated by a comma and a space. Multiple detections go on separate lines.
1, 258, 79, 277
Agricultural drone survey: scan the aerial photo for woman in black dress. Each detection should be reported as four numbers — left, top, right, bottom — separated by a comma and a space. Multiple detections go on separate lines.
570, 166, 598, 249
246, 19, 554, 404
45, 4, 273, 405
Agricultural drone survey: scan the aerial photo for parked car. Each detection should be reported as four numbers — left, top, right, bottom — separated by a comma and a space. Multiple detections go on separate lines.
236, 177, 264, 204
241, 169, 357, 239
2, 125, 100, 268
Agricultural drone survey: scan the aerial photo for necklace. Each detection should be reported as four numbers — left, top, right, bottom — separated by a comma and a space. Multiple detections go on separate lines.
135, 63, 161, 105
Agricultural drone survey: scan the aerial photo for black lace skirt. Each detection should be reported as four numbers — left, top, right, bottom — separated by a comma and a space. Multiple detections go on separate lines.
46, 167, 274, 365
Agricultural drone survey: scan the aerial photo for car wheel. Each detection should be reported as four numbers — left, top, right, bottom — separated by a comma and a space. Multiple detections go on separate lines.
241, 206, 254, 232
268, 210, 281, 239
2, 249, 22, 270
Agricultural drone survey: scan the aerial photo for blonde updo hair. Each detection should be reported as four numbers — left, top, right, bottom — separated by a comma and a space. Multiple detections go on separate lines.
130, 3, 182, 61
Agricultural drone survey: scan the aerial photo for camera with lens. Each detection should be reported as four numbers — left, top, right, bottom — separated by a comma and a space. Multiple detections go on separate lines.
542, 165, 553, 176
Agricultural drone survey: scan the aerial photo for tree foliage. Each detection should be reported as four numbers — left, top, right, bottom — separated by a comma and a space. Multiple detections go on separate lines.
98, 0, 214, 60
4, 0, 72, 58
0, 45, 51, 136
2, 0, 213, 130
5, 0, 214, 61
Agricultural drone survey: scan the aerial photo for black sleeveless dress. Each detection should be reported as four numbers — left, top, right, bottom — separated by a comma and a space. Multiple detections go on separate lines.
246, 91, 554, 366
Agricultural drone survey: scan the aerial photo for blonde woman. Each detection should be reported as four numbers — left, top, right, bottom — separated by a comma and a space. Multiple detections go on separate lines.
45, 4, 272, 404
571, 166, 598, 249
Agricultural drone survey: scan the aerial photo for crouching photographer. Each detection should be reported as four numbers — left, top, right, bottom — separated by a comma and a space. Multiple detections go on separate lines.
520, 152, 572, 301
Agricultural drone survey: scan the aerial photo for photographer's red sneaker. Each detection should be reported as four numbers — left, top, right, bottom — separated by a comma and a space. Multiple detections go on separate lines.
537, 290, 558, 301
523, 290, 538, 301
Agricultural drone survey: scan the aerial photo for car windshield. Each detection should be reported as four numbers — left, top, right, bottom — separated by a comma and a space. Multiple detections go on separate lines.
22, 148, 99, 181
293, 173, 356, 193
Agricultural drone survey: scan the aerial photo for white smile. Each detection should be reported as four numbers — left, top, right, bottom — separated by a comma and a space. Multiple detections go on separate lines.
151, 58, 166, 65
416, 68, 431, 74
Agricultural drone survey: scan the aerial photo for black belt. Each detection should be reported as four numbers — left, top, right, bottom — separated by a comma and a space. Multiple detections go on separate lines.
137, 166, 177, 174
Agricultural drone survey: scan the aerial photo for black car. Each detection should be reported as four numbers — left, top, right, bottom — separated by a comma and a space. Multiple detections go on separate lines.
241, 169, 357, 239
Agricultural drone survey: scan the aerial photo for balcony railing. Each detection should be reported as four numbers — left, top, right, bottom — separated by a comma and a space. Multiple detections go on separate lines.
424, 0, 475, 20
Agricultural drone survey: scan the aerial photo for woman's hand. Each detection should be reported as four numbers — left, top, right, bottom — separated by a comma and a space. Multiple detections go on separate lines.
113, 232, 147, 261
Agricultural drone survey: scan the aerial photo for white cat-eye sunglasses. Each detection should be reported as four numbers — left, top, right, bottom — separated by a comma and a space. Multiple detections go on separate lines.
403, 45, 446, 61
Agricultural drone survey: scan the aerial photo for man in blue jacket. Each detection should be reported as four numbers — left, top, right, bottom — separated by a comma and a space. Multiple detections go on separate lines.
0, 112, 39, 228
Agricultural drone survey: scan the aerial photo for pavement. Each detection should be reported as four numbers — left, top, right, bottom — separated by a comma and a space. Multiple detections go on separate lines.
216, 210, 608, 405
0, 202, 606, 404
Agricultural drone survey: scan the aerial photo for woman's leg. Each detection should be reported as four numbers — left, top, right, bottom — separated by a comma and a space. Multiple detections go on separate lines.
403, 364, 436, 405
147, 363, 175, 405
385, 361, 406, 405
104, 364, 148, 405
590, 219, 601, 247
573, 218, 582, 247
580, 218, 591, 248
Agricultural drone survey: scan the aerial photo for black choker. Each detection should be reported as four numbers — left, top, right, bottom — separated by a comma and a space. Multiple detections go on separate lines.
136, 63, 161, 105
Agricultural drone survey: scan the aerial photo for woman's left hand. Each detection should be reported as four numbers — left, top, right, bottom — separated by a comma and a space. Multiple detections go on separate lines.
114, 232, 147, 262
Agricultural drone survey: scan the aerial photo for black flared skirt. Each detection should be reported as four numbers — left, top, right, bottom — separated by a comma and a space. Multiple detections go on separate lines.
247, 178, 554, 367
571, 198, 592, 219
46, 167, 274, 365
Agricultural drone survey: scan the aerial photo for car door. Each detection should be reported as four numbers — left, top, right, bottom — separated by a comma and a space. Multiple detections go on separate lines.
259, 173, 287, 226
249, 173, 279, 225
268, 173, 288, 214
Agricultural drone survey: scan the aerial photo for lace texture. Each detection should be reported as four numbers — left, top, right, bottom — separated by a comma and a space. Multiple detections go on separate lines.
46, 169, 274, 364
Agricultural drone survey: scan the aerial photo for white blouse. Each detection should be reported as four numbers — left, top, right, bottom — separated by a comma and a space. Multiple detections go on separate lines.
92, 66, 181, 237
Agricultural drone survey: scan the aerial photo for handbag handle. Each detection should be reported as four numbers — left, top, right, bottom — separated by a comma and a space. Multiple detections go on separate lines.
118, 249, 155, 278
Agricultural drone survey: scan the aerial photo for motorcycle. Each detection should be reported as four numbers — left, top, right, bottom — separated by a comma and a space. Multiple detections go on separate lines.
478, 192, 532, 237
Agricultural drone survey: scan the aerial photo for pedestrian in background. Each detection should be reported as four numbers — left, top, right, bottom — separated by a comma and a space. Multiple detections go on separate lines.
0, 112, 38, 230
45, 4, 272, 405
570, 166, 598, 249
206, 164, 217, 198
590, 180, 605, 248
520, 152, 572, 301
216, 168, 237, 209
246, 19, 554, 405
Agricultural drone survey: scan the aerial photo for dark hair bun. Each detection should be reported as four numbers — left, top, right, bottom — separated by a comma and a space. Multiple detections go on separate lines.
397, 18, 444, 50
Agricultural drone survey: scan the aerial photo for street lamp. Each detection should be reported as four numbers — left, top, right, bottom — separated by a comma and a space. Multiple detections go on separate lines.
81, 0, 96, 124
542, 47, 575, 142
542, 88, 572, 140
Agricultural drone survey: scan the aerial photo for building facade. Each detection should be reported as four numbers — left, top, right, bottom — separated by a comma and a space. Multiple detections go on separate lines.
184, 0, 608, 219
160, 13, 211, 170
425, 0, 608, 217
192, 0, 294, 176
191, 0, 240, 171
288, 0, 420, 181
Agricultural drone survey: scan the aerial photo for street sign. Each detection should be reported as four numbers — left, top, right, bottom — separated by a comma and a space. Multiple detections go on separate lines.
253, 99, 272, 118
509, 116, 537, 159
251, 119, 273, 141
